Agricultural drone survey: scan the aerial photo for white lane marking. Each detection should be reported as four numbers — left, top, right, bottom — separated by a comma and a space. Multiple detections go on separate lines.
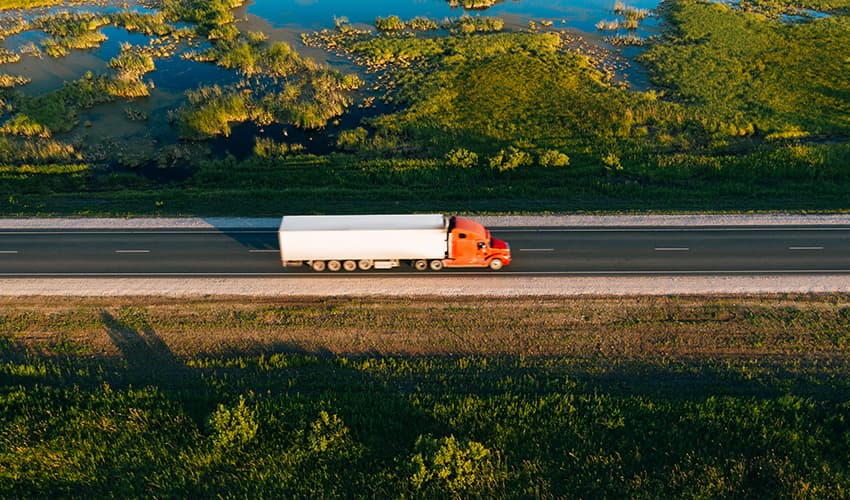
0, 250, 19, 254
115, 250, 150, 254
249, 249, 279, 253
788, 246, 824, 251
519, 248, 554, 252
655, 247, 690, 251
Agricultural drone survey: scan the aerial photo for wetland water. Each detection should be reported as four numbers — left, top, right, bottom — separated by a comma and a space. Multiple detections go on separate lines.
0, 0, 659, 164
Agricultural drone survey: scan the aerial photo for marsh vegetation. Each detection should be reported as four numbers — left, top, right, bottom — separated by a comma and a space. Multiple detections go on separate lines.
0, 0, 847, 214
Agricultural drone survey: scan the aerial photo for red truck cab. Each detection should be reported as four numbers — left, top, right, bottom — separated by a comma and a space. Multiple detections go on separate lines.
445, 216, 512, 270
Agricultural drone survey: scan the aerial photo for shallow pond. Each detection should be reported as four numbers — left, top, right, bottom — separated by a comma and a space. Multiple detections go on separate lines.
242, 0, 660, 34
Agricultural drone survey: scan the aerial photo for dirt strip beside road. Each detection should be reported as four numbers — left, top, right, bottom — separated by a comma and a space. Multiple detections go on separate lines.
2, 275, 849, 297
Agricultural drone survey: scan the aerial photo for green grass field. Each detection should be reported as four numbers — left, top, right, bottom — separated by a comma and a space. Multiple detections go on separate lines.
2, 296, 850, 497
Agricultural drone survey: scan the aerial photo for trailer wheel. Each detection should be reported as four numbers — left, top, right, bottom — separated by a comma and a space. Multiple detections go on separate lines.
311, 261, 326, 272
327, 260, 342, 272
414, 260, 428, 271
358, 260, 373, 271
343, 260, 357, 272
429, 260, 444, 271
488, 258, 504, 271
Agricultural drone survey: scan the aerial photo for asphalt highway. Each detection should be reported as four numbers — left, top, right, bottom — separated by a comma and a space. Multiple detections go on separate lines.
0, 225, 849, 276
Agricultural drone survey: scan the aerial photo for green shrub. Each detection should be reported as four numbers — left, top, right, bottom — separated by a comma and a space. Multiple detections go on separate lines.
207, 395, 258, 449
409, 434, 504, 496
0, 74, 30, 88
262, 42, 302, 77
376, 15, 405, 32
109, 11, 172, 36
444, 16, 504, 34
407, 17, 439, 31
105, 78, 150, 98
0, 137, 77, 163
0, 48, 20, 64
254, 137, 304, 158
336, 127, 368, 151
0, 114, 51, 138
109, 46, 156, 81
178, 85, 250, 139
246, 31, 267, 45
445, 148, 479, 168
539, 149, 570, 167
159, 0, 244, 39
489, 147, 532, 171
214, 41, 259, 75
307, 411, 350, 453
602, 152, 623, 171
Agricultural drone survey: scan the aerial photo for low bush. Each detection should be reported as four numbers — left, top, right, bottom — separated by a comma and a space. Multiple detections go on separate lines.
207, 395, 258, 449
376, 15, 405, 32
539, 149, 570, 167
445, 148, 479, 168
489, 147, 532, 171
336, 127, 368, 151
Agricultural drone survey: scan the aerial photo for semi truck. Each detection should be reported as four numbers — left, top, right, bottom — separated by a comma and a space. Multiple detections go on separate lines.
278, 214, 511, 271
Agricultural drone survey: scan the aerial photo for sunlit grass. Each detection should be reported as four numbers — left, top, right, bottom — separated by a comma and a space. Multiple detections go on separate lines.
1, 296, 849, 497
641, 0, 850, 137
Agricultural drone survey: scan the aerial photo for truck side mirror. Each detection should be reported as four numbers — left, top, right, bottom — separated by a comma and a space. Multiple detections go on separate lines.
477, 242, 485, 249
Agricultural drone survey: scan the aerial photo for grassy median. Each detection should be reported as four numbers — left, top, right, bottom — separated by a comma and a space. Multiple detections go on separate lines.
1, 295, 849, 497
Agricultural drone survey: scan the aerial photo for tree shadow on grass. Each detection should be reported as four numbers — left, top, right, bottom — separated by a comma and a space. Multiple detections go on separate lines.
101, 310, 183, 375
99, 308, 214, 418
97, 309, 447, 467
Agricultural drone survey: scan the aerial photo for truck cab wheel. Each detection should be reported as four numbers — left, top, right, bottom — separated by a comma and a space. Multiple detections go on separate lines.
413, 260, 428, 271
358, 260, 374, 271
429, 260, 444, 271
488, 258, 504, 271
327, 260, 342, 272
343, 260, 357, 272
311, 261, 326, 272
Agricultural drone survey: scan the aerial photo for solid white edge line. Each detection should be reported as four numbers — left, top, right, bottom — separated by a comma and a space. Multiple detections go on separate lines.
655, 247, 690, 251
519, 248, 554, 252
0, 250, 19, 254
115, 250, 151, 254
248, 249, 279, 253
788, 246, 824, 250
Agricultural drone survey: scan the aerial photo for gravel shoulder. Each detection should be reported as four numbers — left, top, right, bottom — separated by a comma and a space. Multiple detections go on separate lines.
2, 214, 850, 229
1, 275, 849, 297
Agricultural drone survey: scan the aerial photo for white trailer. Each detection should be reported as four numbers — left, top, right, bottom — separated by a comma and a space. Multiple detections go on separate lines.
279, 214, 450, 271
